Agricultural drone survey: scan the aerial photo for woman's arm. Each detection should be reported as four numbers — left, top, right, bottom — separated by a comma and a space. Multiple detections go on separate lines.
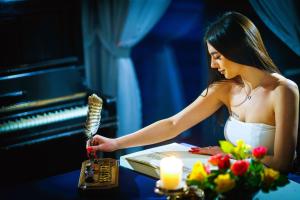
90, 83, 227, 152
116, 85, 225, 149
263, 81, 299, 172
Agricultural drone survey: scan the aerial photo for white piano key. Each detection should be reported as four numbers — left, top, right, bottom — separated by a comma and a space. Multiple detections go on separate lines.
0, 105, 89, 133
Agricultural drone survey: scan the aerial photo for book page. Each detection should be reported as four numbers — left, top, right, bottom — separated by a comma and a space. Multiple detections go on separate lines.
120, 143, 215, 180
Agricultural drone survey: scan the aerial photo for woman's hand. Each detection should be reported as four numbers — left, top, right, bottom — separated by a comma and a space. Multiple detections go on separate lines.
189, 146, 224, 156
86, 135, 118, 152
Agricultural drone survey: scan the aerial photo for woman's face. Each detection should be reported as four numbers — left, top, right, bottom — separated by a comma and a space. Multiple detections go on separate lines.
207, 42, 240, 79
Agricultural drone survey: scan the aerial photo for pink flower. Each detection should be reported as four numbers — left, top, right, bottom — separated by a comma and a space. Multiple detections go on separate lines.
205, 164, 211, 174
208, 153, 230, 170
252, 146, 268, 159
231, 160, 250, 176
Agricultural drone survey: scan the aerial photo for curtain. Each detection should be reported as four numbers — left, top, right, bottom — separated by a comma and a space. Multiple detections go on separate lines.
82, 0, 171, 149
138, 44, 189, 137
249, 0, 300, 56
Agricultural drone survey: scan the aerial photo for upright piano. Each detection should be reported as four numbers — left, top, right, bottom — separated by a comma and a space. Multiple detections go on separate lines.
0, 0, 117, 183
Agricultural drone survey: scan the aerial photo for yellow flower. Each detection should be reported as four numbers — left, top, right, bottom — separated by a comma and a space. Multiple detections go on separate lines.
263, 168, 279, 185
232, 140, 251, 159
214, 174, 235, 193
188, 161, 207, 182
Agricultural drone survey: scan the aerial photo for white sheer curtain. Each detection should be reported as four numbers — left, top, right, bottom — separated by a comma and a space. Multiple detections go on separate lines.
250, 0, 300, 56
82, 0, 171, 151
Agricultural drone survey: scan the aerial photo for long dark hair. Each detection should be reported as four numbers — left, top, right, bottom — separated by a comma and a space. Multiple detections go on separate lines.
204, 11, 280, 85
203, 12, 280, 125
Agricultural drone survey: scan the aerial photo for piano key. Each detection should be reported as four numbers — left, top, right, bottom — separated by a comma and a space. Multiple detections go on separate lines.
0, 105, 88, 133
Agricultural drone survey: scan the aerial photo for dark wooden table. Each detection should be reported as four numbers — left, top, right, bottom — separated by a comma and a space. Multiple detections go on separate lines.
0, 166, 163, 200
1, 165, 300, 200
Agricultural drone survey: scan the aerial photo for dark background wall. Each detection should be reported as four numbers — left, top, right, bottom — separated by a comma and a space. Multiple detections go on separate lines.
131, 0, 300, 148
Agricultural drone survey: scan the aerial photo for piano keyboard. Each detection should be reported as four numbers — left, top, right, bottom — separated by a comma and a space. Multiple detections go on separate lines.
0, 105, 88, 133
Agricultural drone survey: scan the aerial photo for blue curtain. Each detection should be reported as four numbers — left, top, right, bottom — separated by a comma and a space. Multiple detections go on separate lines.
249, 0, 300, 56
138, 44, 189, 138
82, 0, 171, 153
132, 2, 205, 144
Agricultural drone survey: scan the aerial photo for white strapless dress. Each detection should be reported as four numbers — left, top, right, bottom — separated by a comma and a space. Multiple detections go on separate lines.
224, 116, 276, 155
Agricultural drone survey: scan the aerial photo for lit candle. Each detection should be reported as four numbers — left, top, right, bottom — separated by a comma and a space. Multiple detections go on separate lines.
160, 156, 183, 190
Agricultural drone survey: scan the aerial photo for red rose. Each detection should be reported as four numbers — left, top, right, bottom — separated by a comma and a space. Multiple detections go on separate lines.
231, 160, 250, 176
208, 153, 230, 170
252, 146, 268, 159
218, 154, 230, 170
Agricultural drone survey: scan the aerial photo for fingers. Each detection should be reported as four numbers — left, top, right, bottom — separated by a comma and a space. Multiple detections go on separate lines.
85, 135, 117, 152
189, 149, 212, 155
90, 144, 103, 151
189, 146, 212, 152
85, 143, 103, 152
87, 135, 100, 143
86, 134, 102, 148
188, 146, 219, 155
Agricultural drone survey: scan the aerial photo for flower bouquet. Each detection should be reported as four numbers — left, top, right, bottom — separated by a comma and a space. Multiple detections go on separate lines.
186, 140, 289, 199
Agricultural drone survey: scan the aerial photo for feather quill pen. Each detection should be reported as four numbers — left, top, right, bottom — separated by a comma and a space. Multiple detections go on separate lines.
85, 94, 103, 145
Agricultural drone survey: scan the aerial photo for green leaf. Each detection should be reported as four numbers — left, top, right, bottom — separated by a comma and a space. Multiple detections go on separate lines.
246, 174, 262, 188
276, 175, 290, 186
249, 162, 264, 173
186, 179, 203, 188
219, 140, 235, 153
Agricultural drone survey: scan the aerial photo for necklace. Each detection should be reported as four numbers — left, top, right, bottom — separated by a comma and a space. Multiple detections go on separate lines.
243, 73, 266, 100
243, 83, 252, 100
231, 73, 267, 107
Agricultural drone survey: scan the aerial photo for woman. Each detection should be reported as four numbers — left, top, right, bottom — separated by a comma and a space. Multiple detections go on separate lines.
88, 12, 299, 172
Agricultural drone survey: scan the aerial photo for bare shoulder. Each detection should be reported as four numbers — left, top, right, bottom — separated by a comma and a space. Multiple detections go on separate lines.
206, 80, 234, 94
204, 80, 236, 104
271, 73, 299, 100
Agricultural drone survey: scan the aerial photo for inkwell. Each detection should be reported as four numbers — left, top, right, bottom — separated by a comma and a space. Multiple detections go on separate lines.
78, 94, 119, 191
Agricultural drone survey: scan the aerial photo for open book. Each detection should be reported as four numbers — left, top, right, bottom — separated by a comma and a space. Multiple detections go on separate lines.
120, 143, 216, 180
